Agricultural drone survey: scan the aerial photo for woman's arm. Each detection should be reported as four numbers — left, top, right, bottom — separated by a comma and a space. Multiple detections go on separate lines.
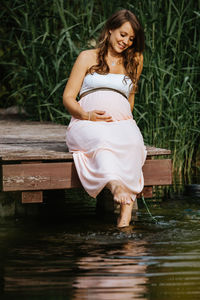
128, 53, 143, 112
63, 50, 112, 122
63, 51, 91, 120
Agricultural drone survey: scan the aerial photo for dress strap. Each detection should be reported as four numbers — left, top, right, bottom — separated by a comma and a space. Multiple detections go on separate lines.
79, 87, 128, 100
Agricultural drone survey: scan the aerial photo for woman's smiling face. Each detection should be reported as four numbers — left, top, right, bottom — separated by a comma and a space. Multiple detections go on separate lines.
109, 21, 135, 53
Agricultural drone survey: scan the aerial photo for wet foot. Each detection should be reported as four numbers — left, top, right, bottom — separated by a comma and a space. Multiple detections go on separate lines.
106, 180, 132, 205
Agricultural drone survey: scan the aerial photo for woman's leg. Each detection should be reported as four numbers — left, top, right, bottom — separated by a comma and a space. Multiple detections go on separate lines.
117, 201, 135, 227
106, 180, 136, 227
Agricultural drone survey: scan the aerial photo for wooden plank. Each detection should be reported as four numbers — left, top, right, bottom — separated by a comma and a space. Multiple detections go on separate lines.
0, 120, 171, 161
22, 191, 43, 203
143, 159, 172, 185
145, 146, 171, 156
0, 144, 171, 161
2, 159, 172, 192
2, 162, 81, 191
0, 119, 67, 143
0, 121, 170, 156
0, 143, 73, 161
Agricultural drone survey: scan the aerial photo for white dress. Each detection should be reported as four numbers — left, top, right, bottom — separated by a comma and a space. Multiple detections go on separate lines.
66, 72, 147, 199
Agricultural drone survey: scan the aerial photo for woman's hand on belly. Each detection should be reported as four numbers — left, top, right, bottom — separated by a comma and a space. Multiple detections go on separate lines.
88, 110, 113, 122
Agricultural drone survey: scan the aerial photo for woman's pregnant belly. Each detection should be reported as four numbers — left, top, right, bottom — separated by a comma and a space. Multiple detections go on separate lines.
79, 90, 133, 121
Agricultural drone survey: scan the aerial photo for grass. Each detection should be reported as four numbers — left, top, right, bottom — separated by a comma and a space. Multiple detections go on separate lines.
0, 0, 199, 176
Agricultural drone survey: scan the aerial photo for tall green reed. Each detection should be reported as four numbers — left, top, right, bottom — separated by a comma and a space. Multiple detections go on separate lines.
0, 0, 199, 175
131, 0, 200, 175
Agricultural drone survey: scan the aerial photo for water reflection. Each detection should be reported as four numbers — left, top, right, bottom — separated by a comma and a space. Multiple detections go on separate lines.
72, 239, 148, 300
1, 224, 148, 299
0, 194, 200, 299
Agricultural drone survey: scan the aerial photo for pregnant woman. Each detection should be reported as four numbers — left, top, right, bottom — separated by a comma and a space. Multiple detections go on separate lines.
63, 9, 147, 227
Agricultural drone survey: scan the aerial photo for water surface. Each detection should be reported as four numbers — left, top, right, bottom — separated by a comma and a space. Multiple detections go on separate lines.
0, 191, 200, 300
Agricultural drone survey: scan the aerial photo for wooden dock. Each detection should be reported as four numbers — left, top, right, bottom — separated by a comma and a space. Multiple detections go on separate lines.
0, 120, 172, 205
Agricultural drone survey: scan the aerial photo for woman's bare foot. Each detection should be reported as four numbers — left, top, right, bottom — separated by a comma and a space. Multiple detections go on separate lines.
106, 180, 136, 227
117, 201, 134, 228
106, 180, 132, 205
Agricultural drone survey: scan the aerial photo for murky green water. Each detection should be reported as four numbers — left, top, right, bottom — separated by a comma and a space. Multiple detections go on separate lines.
0, 186, 200, 300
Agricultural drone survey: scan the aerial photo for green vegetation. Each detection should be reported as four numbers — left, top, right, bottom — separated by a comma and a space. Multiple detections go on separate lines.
0, 0, 199, 174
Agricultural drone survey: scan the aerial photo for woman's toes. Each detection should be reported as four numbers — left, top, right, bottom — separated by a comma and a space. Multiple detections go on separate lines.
114, 193, 132, 205
125, 196, 132, 205
125, 200, 131, 205
121, 195, 126, 205
121, 193, 132, 205
108, 181, 134, 207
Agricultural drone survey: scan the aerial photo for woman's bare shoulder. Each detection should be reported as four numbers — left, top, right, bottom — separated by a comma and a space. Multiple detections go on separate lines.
76, 49, 98, 70
78, 49, 98, 60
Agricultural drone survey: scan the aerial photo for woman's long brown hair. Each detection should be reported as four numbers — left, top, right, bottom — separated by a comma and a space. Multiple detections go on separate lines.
88, 9, 145, 90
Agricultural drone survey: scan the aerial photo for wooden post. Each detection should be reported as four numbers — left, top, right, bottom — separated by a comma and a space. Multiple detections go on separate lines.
22, 191, 43, 203
21, 161, 43, 204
